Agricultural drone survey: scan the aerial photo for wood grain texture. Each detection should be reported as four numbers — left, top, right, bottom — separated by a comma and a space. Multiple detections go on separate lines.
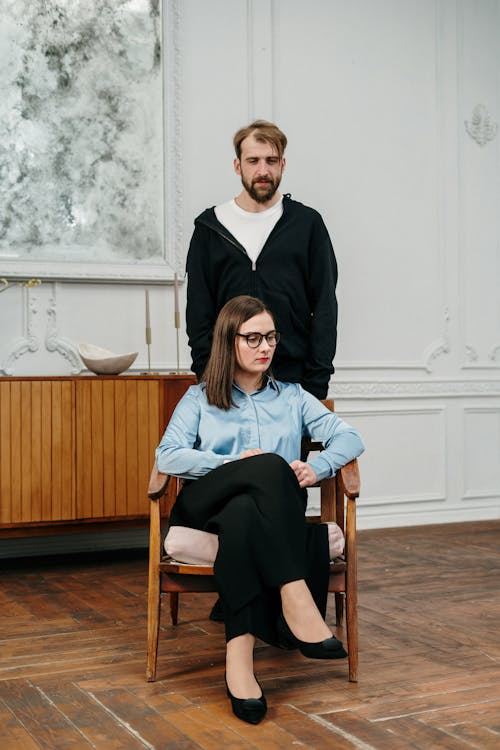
0, 380, 75, 524
1, 375, 196, 533
0, 520, 498, 748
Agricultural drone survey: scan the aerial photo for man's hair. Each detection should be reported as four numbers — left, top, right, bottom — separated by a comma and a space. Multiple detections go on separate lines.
233, 120, 288, 160
203, 295, 275, 410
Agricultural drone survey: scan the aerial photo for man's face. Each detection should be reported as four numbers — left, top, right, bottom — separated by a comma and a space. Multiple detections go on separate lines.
234, 135, 286, 204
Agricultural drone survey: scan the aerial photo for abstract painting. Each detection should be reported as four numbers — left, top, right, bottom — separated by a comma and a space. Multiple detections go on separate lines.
0, 0, 164, 278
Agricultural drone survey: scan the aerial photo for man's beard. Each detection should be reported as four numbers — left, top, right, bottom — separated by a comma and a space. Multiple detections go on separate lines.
242, 174, 281, 204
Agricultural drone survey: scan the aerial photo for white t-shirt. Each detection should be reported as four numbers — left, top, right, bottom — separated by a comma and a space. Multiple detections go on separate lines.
215, 197, 283, 265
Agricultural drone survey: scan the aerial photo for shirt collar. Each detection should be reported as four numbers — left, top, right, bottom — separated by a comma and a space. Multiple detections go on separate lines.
232, 375, 280, 396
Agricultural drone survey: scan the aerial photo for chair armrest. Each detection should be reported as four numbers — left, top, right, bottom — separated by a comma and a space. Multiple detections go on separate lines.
340, 459, 360, 499
148, 464, 171, 501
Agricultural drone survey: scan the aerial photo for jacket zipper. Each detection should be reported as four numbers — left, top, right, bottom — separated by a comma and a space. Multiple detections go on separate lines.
198, 200, 292, 273
202, 222, 257, 271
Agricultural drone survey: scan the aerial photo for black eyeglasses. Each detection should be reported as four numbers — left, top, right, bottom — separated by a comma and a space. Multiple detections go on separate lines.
235, 331, 280, 348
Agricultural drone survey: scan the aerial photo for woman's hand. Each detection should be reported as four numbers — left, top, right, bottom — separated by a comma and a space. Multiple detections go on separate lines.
290, 460, 318, 488
240, 448, 264, 460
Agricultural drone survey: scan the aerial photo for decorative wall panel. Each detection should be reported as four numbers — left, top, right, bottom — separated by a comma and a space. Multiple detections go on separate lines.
463, 408, 500, 499
344, 407, 446, 507
459, 0, 500, 368
273, 0, 448, 372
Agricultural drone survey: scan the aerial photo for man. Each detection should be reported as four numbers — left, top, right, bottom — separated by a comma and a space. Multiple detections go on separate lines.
186, 120, 338, 401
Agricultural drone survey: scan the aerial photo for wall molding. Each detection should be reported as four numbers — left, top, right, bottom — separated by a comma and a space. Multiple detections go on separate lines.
462, 405, 500, 500
331, 379, 500, 399
360, 491, 446, 508
462, 489, 500, 501
357, 502, 500, 530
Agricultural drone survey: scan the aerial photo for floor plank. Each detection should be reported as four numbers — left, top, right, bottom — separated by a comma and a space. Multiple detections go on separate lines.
0, 521, 499, 749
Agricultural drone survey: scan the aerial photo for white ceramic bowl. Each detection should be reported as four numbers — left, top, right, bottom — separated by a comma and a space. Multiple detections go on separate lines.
78, 343, 138, 375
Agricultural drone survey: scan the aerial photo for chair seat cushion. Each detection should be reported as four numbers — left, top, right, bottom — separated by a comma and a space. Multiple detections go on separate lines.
164, 526, 219, 566
164, 521, 344, 565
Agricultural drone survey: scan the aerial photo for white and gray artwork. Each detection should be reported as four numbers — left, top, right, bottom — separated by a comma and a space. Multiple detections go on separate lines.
0, 0, 163, 264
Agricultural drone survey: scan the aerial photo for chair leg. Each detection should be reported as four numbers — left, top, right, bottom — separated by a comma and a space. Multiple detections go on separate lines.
146, 585, 161, 682
335, 592, 344, 626
346, 591, 358, 682
345, 572, 358, 682
170, 592, 179, 625
345, 496, 358, 682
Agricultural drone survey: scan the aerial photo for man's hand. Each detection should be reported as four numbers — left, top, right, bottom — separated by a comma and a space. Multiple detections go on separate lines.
240, 448, 264, 459
290, 460, 318, 488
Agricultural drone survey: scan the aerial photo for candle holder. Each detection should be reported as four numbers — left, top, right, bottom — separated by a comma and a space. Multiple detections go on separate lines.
174, 273, 180, 373
142, 288, 159, 375
146, 325, 152, 372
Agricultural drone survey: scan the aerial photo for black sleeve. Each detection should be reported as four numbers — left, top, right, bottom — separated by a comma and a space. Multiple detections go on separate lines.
303, 215, 338, 399
185, 224, 216, 380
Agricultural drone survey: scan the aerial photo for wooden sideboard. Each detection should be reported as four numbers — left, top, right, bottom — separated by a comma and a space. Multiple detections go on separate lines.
0, 374, 195, 535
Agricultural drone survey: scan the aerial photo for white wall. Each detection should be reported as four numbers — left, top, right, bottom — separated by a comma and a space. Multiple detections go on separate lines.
1, 0, 499, 530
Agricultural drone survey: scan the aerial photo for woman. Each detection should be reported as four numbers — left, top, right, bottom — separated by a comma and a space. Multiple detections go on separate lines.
156, 295, 364, 724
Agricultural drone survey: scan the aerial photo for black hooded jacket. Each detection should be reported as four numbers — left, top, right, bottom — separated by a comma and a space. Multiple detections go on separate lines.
186, 195, 338, 399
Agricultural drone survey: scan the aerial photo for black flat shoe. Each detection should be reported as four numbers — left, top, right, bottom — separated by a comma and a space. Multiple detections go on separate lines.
277, 613, 348, 660
225, 676, 267, 724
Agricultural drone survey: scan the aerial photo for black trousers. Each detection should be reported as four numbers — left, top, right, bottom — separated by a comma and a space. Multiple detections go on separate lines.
170, 453, 329, 644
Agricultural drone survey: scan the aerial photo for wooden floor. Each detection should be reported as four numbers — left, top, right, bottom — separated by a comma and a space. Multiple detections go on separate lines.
0, 520, 499, 749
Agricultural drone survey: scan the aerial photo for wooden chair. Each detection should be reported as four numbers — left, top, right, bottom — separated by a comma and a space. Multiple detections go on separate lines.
146, 400, 361, 683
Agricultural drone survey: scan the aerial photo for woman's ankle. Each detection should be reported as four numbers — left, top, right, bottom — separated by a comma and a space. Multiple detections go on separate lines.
226, 634, 261, 699
280, 581, 332, 642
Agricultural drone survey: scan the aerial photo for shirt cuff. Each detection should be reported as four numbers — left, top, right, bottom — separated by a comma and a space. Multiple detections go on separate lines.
308, 454, 333, 482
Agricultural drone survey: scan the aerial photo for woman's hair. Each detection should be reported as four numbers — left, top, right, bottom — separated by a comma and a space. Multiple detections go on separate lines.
233, 120, 288, 160
203, 295, 275, 410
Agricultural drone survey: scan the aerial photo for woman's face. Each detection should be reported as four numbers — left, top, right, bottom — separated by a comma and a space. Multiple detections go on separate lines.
234, 311, 277, 381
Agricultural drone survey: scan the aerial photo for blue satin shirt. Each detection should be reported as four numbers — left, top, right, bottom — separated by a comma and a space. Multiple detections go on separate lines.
156, 379, 364, 482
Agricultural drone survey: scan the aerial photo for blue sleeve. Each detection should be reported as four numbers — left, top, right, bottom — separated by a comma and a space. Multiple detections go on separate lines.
299, 388, 365, 481
155, 387, 236, 479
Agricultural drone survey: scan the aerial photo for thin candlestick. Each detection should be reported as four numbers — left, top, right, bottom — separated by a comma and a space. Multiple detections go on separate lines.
145, 289, 152, 372
174, 274, 180, 372
174, 273, 180, 318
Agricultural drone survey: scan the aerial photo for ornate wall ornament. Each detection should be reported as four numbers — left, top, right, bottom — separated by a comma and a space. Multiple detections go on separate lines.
45, 293, 83, 374
1, 284, 41, 375
423, 308, 451, 372
465, 345, 479, 362
463, 346, 500, 367
488, 343, 500, 362
465, 105, 498, 147
425, 339, 450, 372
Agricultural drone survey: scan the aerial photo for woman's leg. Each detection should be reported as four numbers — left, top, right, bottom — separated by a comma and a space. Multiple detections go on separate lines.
280, 579, 332, 642
172, 454, 310, 614
225, 633, 260, 698
172, 453, 335, 647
